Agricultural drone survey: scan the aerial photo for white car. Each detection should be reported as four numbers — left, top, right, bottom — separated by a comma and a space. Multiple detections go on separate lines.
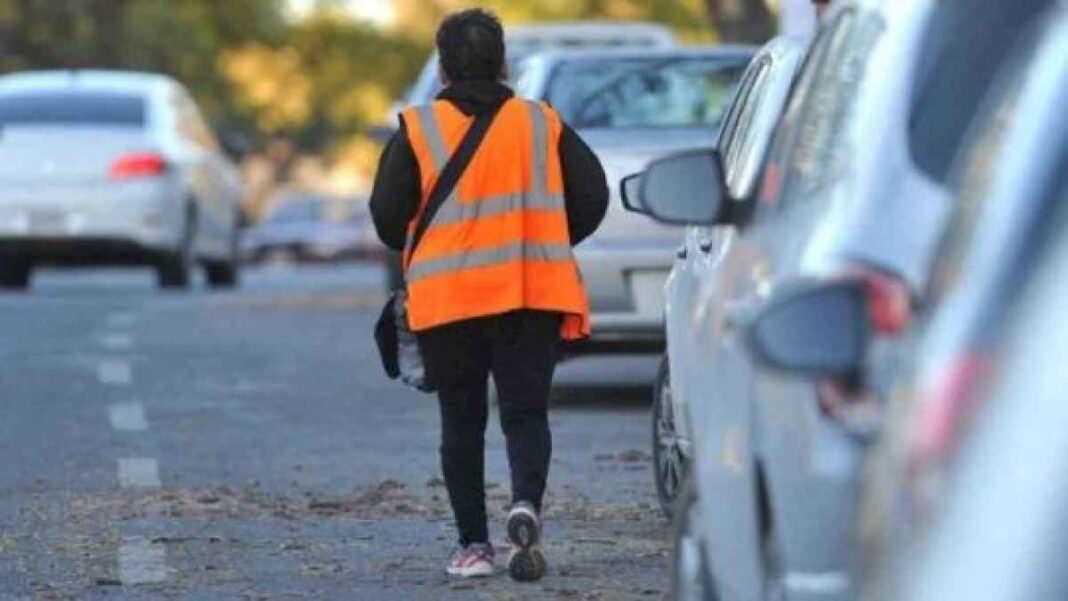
517, 46, 755, 354
0, 70, 245, 289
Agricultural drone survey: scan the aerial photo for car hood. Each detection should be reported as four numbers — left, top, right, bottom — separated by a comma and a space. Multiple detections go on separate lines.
577, 127, 718, 249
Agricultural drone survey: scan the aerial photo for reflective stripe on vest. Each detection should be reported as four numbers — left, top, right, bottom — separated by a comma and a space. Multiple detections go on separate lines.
404, 101, 567, 282
400, 98, 591, 339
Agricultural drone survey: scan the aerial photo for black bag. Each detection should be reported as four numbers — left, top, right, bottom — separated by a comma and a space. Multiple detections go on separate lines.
374, 105, 502, 392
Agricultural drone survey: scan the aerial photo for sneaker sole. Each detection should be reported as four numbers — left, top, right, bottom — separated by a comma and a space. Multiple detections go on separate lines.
446, 563, 495, 578
507, 508, 546, 582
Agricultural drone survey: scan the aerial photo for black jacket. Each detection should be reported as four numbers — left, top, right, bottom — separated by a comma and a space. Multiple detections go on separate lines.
369, 80, 608, 251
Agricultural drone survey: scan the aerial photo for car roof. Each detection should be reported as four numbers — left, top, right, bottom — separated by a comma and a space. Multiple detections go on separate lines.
0, 70, 176, 97
506, 21, 676, 45
523, 44, 759, 65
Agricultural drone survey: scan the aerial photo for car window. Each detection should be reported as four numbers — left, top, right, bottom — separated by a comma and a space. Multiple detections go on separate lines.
718, 56, 767, 165
927, 22, 1064, 312
0, 92, 145, 127
721, 58, 771, 199
174, 92, 219, 151
545, 56, 749, 129
761, 8, 884, 209
907, 0, 1052, 184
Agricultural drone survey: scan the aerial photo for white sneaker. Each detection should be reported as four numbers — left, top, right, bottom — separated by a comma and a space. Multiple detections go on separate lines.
507, 502, 547, 581
445, 543, 495, 577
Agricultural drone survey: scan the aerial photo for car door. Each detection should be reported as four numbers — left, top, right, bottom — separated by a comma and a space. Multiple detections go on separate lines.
689, 12, 869, 599
666, 52, 769, 443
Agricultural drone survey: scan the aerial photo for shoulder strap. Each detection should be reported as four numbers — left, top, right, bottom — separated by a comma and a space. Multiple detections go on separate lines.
409, 102, 504, 258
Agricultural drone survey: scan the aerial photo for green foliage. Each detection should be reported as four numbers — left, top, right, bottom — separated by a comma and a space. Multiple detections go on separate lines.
0, 0, 727, 159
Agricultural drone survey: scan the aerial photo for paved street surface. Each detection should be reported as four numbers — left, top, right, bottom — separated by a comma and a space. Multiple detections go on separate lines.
0, 263, 670, 600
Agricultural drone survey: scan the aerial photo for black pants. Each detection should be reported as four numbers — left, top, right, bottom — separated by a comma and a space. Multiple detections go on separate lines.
417, 310, 560, 547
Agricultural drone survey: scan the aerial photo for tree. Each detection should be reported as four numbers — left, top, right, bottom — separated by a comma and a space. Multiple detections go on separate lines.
703, 0, 776, 43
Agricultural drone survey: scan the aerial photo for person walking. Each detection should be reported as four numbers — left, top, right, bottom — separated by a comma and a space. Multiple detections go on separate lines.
369, 8, 607, 582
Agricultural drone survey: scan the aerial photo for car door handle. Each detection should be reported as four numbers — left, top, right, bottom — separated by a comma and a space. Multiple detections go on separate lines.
677, 246, 688, 260
699, 240, 714, 253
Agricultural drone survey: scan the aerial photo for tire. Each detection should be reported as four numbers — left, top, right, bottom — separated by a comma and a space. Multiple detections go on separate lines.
671, 479, 718, 601
158, 205, 196, 289
0, 259, 32, 290
207, 219, 241, 289
206, 259, 238, 288
653, 356, 687, 517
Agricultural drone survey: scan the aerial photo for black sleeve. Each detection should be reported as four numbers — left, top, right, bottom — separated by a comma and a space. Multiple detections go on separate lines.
369, 120, 421, 251
558, 124, 608, 246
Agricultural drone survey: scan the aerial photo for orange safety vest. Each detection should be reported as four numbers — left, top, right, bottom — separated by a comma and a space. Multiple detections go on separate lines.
400, 97, 591, 340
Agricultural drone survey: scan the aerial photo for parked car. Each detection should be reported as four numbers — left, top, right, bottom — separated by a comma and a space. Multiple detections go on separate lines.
243, 194, 372, 264
518, 46, 754, 355
403, 21, 677, 110
736, 4, 1067, 595
892, 209, 1068, 601
624, 0, 1053, 597
878, 13, 1068, 600
0, 70, 244, 289
378, 21, 677, 291
630, 35, 807, 516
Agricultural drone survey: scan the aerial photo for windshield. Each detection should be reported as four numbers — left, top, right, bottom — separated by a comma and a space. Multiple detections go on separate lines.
544, 56, 748, 130
0, 92, 145, 127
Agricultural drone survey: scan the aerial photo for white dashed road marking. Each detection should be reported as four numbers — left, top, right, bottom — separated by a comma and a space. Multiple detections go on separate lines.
117, 458, 161, 488
106, 311, 138, 328
119, 536, 168, 584
108, 403, 148, 431
100, 334, 133, 351
98, 360, 132, 386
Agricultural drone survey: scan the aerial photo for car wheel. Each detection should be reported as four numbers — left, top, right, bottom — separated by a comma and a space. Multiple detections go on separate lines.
158, 206, 195, 289
671, 479, 718, 601
207, 219, 241, 289
0, 259, 32, 290
653, 356, 687, 517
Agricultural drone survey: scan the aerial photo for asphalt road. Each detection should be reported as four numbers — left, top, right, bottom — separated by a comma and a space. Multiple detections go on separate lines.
0, 263, 670, 600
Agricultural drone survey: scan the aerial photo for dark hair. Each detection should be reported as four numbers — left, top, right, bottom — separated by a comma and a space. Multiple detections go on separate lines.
436, 9, 505, 83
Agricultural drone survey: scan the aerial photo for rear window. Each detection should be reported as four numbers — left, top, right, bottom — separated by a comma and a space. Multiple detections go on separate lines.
0, 93, 146, 127
545, 56, 749, 129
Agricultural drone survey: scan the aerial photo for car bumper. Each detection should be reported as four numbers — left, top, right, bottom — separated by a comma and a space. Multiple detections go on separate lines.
575, 243, 675, 353
0, 179, 184, 255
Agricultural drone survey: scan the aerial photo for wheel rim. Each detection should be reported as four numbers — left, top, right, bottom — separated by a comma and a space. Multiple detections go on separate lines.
655, 373, 686, 502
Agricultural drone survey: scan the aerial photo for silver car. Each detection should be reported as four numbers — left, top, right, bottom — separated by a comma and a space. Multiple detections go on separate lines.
636, 36, 806, 515
629, 0, 944, 598
402, 21, 677, 110
517, 46, 754, 353
0, 70, 245, 289
738, 5, 1068, 595
629, 0, 1054, 598
380, 22, 679, 291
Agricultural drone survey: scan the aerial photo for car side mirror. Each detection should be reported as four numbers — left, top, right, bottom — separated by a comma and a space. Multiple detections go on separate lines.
747, 280, 870, 378
639, 149, 726, 226
620, 173, 646, 214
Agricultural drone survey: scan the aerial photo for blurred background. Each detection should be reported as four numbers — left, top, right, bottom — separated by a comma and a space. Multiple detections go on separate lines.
0, 0, 804, 217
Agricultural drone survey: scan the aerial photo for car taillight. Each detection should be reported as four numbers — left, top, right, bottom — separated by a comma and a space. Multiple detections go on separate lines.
907, 354, 992, 517
835, 266, 912, 335
816, 268, 911, 429
912, 354, 991, 465
861, 271, 911, 335
108, 152, 167, 180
